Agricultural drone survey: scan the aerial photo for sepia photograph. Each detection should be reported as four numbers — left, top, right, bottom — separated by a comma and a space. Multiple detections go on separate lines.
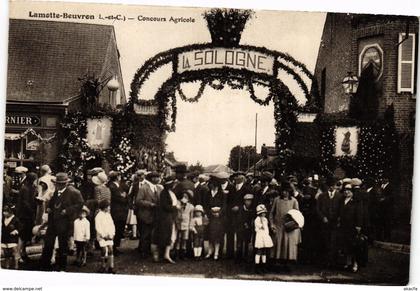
0, 0, 419, 288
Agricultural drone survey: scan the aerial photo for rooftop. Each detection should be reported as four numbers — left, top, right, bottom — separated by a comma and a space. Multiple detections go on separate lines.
7, 19, 123, 103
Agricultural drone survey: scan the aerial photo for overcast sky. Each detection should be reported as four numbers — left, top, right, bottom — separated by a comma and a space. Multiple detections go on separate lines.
9, 3, 326, 166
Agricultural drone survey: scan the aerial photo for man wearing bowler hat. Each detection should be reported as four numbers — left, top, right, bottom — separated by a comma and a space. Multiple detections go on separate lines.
40, 172, 84, 271
316, 175, 344, 268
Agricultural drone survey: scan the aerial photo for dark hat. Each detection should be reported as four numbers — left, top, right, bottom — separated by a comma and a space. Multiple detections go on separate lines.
280, 181, 293, 192
326, 176, 338, 187
187, 171, 200, 180
261, 171, 273, 182
164, 174, 177, 185
208, 176, 221, 187
98, 199, 110, 210
147, 171, 160, 179
231, 171, 246, 179
288, 175, 298, 184
52, 172, 71, 184
174, 164, 188, 174
26, 172, 38, 183
90, 167, 104, 176
108, 171, 121, 179
2, 204, 13, 213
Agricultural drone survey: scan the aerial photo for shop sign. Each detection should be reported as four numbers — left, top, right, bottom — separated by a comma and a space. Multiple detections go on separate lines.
6, 115, 41, 126
177, 47, 275, 75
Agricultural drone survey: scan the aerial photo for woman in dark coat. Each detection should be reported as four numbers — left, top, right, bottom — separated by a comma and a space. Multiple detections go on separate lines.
154, 175, 178, 263
340, 183, 363, 272
205, 178, 226, 260
108, 171, 128, 255
16, 172, 38, 261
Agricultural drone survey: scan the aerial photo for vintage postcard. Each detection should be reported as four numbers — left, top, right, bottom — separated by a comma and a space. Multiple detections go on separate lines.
0, 0, 418, 287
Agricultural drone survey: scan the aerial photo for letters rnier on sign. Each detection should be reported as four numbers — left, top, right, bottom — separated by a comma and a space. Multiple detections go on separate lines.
177, 48, 275, 76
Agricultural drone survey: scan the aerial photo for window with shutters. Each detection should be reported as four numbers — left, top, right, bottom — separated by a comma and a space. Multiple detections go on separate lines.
398, 33, 416, 94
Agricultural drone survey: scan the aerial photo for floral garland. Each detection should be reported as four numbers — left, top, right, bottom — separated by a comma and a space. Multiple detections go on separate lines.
55, 112, 97, 179
317, 114, 398, 180
126, 9, 320, 170
5, 128, 57, 143
273, 83, 299, 174
55, 109, 167, 179
247, 80, 274, 106
176, 80, 207, 103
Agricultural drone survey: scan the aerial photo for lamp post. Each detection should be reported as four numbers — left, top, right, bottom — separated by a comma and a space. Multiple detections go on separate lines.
342, 72, 359, 95
106, 76, 119, 106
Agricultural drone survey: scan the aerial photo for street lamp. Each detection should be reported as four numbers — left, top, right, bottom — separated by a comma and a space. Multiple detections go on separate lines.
342, 72, 359, 95
106, 76, 119, 106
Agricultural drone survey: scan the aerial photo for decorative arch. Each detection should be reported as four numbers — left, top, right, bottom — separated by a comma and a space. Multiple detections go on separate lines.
128, 9, 320, 173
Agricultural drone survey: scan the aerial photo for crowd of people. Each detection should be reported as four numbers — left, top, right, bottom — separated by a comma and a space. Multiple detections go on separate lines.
1, 163, 394, 274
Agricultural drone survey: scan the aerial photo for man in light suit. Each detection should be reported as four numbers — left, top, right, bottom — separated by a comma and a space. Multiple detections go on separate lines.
40, 172, 84, 271
134, 170, 158, 258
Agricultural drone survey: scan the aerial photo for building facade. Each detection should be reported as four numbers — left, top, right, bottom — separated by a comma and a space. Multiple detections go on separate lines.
4, 19, 125, 171
312, 13, 418, 226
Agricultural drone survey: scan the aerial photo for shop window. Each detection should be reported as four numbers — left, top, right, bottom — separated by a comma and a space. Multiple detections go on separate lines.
398, 33, 416, 94
4, 133, 40, 166
46, 116, 58, 127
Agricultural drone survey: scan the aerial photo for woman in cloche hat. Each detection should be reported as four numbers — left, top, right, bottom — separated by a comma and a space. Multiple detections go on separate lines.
153, 175, 178, 264
269, 181, 301, 269
92, 172, 111, 206
205, 178, 225, 261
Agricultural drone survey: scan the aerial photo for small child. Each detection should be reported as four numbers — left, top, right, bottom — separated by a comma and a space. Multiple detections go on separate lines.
236, 194, 255, 263
254, 204, 273, 273
73, 205, 91, 267
190, 205, 206, 260
1, 205, 20, 269
95, 200, 116, 274
206, 206, 223, 260
176, 191, 194, 259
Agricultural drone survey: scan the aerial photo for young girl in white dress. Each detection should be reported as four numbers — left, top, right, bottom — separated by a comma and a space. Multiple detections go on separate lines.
254, 204, 273, 273
95, 200, 116, 273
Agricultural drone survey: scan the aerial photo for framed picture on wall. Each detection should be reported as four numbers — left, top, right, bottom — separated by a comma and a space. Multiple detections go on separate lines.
86, 117, 113, 150
334, 126, 359, 157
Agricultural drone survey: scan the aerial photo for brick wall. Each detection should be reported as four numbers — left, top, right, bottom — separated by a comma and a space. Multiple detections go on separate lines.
314, 14, 418, 224
352, 17, 418, 222
314, 13, 353, 113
